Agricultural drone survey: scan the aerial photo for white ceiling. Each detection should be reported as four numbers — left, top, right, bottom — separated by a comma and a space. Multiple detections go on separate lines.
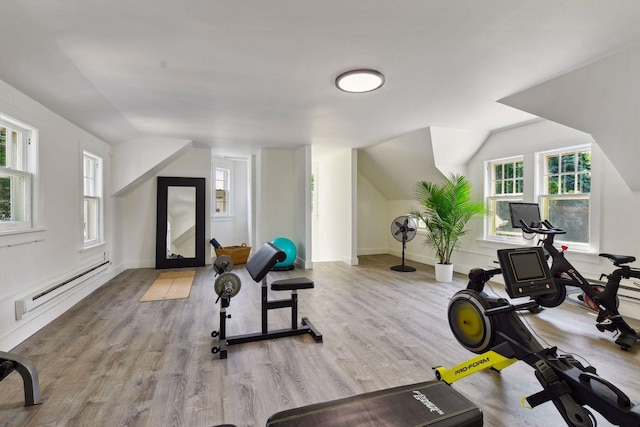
2, 1, 640, 157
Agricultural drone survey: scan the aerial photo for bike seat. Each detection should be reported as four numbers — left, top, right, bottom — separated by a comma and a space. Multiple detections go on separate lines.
599, 253, 636, 265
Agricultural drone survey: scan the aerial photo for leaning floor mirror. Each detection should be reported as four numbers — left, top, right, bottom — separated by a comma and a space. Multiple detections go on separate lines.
156, 176, 206, 269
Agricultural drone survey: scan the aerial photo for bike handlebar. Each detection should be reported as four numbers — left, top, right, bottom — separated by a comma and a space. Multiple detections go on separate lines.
519, 219, 566, 236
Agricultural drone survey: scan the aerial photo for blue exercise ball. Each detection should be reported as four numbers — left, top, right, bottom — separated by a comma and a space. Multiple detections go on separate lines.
272, 237, 297, 268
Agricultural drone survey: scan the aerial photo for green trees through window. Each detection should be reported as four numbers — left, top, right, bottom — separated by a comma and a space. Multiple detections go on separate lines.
0, 127, 9, 220
0, 118, 32, 230
541, 148, 591, 244
488, 158, 524, 238
545, 151, 591, 195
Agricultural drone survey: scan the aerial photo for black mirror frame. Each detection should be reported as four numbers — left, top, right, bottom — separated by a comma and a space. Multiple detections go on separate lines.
156, 176, 206, 269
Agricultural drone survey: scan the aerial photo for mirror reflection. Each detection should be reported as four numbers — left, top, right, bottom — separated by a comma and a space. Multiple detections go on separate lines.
166, 186, 196, 259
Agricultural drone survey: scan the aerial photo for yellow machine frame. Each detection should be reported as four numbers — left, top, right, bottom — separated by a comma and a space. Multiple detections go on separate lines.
434, 350, 516, 385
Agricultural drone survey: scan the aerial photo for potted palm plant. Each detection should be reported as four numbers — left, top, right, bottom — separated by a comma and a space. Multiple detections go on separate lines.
411, 174, 489, 282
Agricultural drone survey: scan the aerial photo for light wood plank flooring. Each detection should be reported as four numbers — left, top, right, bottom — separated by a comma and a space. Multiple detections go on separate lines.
1, 255, 639, 426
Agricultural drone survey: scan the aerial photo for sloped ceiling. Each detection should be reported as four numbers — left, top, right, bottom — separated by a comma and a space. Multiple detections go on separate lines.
359, 128, 436, 201
112, 137, 193, 196
499, 44, 640, 191
359, 127, 488, 200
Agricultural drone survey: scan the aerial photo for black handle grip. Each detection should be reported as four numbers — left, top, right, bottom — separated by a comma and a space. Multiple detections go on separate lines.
579, 371, 631, 408
519, 219, 566, 235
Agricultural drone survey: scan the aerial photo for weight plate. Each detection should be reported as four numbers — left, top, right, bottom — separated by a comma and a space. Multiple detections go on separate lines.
214, 272, 241, 298
214, 255, 234, 274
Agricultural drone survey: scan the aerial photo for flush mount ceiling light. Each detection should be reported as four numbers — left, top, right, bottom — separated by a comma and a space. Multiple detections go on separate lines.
335, 69, 385, 93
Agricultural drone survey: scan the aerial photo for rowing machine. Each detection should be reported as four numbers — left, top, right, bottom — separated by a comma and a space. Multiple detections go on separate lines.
435, 247, 640, 426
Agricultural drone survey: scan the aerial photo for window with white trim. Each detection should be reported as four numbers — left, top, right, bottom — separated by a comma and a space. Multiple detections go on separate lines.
486, 157, 524, 239
83, 151, 103, 246
538, 145, 591, 247
0, 114, 36, 233
215, 167, 230, 216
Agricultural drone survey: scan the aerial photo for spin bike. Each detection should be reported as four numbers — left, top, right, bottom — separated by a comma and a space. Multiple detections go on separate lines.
436, 246, 640, 426
509, 202, 638, 350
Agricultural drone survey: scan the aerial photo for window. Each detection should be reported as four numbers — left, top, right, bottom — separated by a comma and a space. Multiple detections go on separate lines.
538, 146, 591, 246
484, 144, 594, 249
215, 167, 230, 216
0, 114, 36, 233
83, 151, 103, 246
486, 157, 524, 238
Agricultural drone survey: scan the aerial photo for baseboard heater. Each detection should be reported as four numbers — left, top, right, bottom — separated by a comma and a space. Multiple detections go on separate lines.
15, 260, 110, 320
620, 281, 640, 302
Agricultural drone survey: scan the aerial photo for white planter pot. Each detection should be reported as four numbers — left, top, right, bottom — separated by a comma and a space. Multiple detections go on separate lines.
435, 263, 454, 282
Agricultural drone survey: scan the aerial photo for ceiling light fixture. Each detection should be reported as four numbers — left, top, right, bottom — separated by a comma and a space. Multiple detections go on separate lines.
335, 69, 385, 93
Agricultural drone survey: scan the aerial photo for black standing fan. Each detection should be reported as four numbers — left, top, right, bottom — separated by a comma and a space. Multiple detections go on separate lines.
390, 216, 417, 272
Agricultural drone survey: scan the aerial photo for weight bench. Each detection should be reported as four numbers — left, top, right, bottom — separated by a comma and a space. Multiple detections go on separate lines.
212, 242, 323, 359
0, 351, 40, 406
267, 381, 482, 426
214, 380, 482, 426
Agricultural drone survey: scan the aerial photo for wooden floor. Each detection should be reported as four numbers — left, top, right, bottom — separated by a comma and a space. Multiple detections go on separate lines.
2, 255, 639, 427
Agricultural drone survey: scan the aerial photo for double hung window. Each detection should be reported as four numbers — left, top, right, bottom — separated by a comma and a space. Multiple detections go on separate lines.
215, 167, 230, 216
0, 115, 35, 233
83, 151, 103, 246
486, 157, 524, 238
538, 146, 591, 246
484, 145, 592, 248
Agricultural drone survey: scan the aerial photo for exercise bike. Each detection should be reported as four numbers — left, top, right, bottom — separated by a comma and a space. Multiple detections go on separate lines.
509, 202, 639, 350
435, 246, 640, 426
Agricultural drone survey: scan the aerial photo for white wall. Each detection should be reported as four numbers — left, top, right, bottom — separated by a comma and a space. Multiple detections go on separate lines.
254, 147, 311, 266
356, 172, 388, 255
0, 79, 119, 350
255, 149, 295, 247
293, 146, 312, 267
312, 146, 356, 264
114, 170, 157, 269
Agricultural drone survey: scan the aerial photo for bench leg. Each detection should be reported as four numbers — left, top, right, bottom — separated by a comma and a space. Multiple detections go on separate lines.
0, 351, 41, 406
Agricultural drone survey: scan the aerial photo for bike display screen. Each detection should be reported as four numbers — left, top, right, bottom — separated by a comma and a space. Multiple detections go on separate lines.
497, 247, 557, 299
510, 251, 546, 281
509, 202, 542, 229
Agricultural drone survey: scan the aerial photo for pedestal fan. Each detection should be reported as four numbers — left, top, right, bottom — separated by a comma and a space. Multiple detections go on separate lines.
390, 216, 417, 272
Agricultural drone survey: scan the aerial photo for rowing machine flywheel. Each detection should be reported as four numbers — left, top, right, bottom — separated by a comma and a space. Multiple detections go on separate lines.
448, 290, 496, 354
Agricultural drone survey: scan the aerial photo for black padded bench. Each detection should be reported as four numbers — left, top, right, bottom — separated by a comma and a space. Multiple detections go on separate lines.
214, 380, 482, 426
267, 381, 482, 426
0, 351, 40, 406
212, 242, 323, 359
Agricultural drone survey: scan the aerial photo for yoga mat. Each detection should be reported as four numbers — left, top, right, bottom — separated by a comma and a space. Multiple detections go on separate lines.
140, 270, 195, 302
